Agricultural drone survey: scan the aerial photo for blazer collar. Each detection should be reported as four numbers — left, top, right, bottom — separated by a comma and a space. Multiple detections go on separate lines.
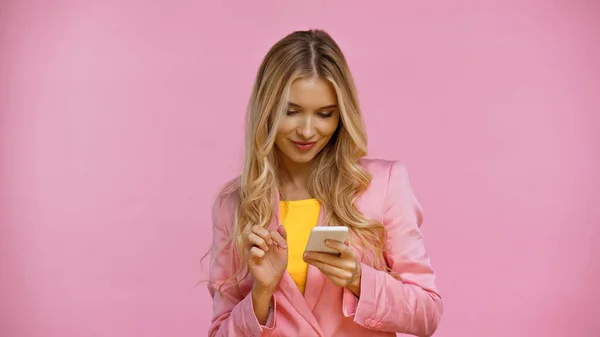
270, 190, 326, 336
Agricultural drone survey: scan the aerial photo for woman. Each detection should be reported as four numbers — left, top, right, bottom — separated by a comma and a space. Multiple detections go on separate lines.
207, 29, 443, 337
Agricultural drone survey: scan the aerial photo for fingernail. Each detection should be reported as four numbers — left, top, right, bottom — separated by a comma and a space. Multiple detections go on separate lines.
324, 240, 331, 247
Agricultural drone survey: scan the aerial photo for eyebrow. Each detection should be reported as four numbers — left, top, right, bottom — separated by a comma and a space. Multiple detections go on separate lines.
288, 102, 338, 110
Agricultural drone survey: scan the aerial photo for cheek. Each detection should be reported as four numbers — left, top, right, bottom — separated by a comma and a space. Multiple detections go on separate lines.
318, 118, 340, 137
276, 119, 296, 138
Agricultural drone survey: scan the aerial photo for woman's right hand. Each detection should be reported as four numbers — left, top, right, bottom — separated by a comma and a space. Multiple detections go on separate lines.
246, 225, 288, 292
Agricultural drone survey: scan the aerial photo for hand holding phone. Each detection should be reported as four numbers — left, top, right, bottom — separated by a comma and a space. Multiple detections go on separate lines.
304, 226, 349, 254
302, 226, 361, 295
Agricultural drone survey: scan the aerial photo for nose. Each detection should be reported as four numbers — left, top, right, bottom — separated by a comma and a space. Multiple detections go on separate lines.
296, 115, 316, 140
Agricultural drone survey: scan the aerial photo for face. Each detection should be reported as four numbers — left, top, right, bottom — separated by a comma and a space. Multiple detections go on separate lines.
274, 77, 340, 166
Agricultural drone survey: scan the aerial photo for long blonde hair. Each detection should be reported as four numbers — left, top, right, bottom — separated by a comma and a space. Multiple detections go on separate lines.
215, 29, 387, 291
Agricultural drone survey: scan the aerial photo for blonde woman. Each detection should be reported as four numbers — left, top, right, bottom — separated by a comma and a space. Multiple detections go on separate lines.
207, 29, 443, 337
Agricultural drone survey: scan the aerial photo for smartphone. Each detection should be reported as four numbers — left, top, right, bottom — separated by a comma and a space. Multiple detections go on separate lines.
304, 226, 349, 254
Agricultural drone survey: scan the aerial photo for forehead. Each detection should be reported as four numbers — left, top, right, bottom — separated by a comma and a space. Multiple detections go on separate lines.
288, 77, 338, 109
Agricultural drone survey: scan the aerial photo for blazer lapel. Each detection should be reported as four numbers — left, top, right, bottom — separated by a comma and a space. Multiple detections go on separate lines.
303, 204, 327, 311
271, 190, 324, 336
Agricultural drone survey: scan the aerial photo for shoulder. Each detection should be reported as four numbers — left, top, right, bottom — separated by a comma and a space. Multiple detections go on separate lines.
215, 176, 241, 201
356, 158, 419, 219
359, 157, 410, 188
211, 177, 241, 232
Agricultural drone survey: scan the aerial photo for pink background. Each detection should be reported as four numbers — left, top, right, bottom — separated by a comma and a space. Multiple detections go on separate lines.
1, 1, 599, 336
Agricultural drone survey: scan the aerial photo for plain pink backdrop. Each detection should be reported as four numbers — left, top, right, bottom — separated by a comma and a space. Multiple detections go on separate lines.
1, 1, 599, 336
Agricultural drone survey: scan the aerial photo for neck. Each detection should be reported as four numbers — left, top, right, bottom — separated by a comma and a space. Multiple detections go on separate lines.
277, 155, 312, 199
279, 159, 311, 188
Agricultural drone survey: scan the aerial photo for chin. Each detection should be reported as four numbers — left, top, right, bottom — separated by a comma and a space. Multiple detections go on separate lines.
288, 153, 317, 164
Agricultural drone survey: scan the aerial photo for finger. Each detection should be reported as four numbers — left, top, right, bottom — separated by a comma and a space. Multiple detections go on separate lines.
277, 225, 287, 240
325, 239, 354, 257
305, 251, 357, 273
306, 259, 353, 280
249, 246, 266, 260
303, 251, 344, 267
251, 225, 273, 245
269, 229, 288, 249
326, 275, 347, 286
247, 232, 269, 252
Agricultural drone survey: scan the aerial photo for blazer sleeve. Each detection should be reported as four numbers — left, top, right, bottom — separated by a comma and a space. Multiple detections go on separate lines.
207, 194, 278, 337
342, 161, 443, 336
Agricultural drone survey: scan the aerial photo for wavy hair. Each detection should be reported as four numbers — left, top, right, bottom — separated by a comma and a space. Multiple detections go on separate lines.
212, 29, 387, 293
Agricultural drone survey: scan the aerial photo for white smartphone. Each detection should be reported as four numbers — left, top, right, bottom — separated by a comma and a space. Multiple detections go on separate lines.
304, 226, 349, 254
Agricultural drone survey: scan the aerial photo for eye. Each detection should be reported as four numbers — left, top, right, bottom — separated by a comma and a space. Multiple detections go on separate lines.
286, 110, 299, 116
318, 112, 333, 118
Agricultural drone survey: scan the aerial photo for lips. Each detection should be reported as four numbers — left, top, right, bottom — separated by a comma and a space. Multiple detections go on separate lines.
291, 140, 317, 152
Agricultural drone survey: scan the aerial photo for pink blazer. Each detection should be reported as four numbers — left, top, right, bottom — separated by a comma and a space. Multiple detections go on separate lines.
207, 159, 443, 336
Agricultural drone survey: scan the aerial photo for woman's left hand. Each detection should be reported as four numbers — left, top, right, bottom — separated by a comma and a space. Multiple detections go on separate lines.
303, 239, 362, 297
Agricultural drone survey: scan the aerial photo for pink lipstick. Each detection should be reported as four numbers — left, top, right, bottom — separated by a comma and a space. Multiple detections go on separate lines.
291, 140, 316, 152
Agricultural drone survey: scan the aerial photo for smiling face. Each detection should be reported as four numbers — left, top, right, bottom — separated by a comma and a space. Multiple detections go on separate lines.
274, 76, 340, 166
